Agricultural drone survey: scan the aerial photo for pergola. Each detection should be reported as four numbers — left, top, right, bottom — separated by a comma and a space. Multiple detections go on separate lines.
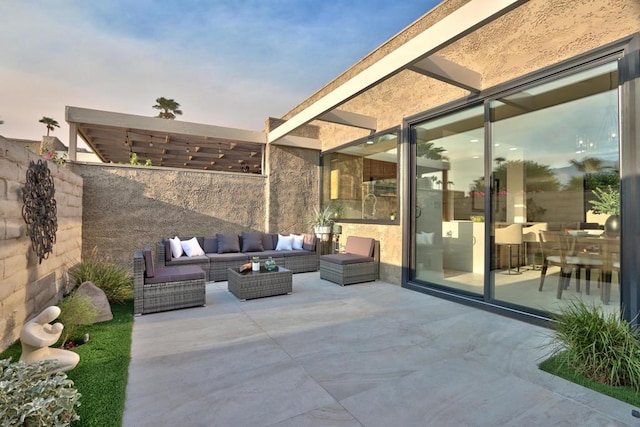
66, 107, 270, 172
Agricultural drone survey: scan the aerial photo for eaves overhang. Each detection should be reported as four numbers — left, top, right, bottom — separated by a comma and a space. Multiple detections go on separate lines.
268, 0, 527, 144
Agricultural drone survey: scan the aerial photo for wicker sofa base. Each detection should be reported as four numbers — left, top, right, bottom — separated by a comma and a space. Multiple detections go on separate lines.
141, 279, 206, 314
320, 259, 378, 286
284, 254, 319, 273
228, 267, 292, 300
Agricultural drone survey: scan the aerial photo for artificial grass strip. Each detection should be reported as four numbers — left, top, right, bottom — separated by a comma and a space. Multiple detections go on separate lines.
539, 352, 640, 407
0, 299, 134, 427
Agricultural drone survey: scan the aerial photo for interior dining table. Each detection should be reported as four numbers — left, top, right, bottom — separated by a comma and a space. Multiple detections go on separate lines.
569, 231, 620, 305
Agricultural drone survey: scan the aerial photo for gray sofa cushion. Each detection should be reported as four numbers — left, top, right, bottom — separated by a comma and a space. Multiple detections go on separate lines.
203, 237, 218, 253
262, 233, 277, 250
217, 233, 240, 253
164, 239, 172, 263
282, 249, 315, 258
241, 232, 264, 252
167, 255, 209, 266
146, 265, 205, 285
207, 252, 249, 262
320, 253, 374, 265
143, 245, 154, 278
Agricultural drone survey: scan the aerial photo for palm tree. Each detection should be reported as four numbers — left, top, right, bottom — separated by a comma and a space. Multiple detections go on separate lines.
39, 117, 59, 136
152, 97, 183, 119
569, 157, 605, 173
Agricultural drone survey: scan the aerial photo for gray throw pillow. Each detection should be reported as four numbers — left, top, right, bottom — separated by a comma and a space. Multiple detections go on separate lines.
203, 237, 218, 253
217, 233, 240, 253
241, 232, 264, 252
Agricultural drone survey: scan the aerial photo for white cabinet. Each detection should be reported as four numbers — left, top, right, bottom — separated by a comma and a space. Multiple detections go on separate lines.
442, 221, 484, 273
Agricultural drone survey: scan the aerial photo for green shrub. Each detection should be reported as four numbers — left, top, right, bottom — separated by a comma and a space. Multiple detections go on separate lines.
58, 293, 100, 347
0, 358, 81, 426
548, 299, 640, 390
67, 248, 133, 304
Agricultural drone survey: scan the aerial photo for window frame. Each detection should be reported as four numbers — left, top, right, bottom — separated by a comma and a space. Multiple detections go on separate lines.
320, 126, 401, 224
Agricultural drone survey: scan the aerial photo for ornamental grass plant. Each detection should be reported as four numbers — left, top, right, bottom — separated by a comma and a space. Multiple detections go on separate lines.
546, 299, 640, 391
67, 248, 133, 304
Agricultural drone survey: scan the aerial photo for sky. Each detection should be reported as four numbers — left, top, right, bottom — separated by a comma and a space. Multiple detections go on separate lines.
0, 0, 441, 147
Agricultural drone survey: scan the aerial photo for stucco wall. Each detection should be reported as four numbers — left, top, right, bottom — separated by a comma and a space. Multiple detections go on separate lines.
267, 145, 320, 234
70, 163, 270, 267
0, 137, 83, 352
300, 0, 639, 286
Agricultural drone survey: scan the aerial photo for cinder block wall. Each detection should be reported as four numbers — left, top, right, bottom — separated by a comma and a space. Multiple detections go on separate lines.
0, 137, 83, 352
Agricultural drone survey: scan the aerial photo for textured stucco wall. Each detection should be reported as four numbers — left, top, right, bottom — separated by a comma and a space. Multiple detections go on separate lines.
0, 137, 83, 352
267, 145, 320, 234
295, 0, 639, 286
70, 163, 268, 267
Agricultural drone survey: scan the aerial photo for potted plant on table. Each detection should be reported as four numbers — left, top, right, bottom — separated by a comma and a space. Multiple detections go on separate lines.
310, 205, 334, 240
588, 186, 620, 236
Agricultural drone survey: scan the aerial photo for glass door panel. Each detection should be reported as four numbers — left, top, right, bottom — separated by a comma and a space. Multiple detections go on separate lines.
490, 61, 620, 315
413, 105, 485, 295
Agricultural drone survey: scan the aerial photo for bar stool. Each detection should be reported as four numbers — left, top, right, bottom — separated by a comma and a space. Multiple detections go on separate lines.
495, 224, 523, 274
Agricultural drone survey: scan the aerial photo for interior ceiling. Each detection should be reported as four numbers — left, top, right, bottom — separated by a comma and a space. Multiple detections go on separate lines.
78, 123, 264, 173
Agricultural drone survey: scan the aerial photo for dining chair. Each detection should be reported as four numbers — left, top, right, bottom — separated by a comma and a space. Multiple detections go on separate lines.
538, 231, 602, 299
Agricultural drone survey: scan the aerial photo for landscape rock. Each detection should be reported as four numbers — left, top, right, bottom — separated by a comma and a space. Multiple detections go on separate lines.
76, 281, 113, 322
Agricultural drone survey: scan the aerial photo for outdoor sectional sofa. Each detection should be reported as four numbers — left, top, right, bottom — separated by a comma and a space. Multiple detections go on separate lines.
156, 232, 319, 282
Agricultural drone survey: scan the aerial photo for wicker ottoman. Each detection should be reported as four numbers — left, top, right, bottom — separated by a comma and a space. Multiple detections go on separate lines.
227, 266, 292, 300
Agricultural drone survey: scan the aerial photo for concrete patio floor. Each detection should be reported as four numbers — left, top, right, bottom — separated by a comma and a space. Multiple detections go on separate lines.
123, 273, 638, 426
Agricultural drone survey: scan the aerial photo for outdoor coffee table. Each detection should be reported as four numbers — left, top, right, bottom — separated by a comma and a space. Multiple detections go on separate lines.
227, 266, 292, 301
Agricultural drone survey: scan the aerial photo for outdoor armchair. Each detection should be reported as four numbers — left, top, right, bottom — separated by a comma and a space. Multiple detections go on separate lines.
134, 245, 206, 315
320, 236, 379, 286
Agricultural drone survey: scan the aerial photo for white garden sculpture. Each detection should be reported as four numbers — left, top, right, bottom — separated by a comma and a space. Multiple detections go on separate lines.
19, 306, 79, 373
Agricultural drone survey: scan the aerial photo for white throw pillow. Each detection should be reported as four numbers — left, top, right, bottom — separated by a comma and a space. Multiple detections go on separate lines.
292, 234, 304, 250
424, 232, 434, 245
181, 237, 205, 257
275, 234, 293, 251
417, 231, 435, 246
169, 236, 183, 258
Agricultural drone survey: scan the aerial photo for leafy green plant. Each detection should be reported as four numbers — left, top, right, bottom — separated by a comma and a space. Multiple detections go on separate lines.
589, 185, 620, 215
67, 248, 133, 304
58, 293, 100, 347
0, 358, 81, 425
331, 203, 344, 218
547, 299, 640, 390
310, 205, 334, 227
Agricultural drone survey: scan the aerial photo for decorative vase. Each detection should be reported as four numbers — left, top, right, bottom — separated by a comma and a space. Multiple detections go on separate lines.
251, 257, 260, 271
314, 225, 332, 241
265, 257, 276, 271
604, 214, 620, 237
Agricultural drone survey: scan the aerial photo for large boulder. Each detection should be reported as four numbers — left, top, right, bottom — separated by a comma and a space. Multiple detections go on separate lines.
76, 281, 113, 322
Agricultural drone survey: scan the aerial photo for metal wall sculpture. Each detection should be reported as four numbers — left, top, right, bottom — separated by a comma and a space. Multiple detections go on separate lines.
22, 160, 58, 264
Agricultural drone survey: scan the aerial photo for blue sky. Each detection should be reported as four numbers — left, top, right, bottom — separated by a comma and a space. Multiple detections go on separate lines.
0, 0, 441, 144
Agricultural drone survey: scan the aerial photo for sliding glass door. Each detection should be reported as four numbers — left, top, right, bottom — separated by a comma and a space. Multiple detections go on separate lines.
412, 105, 485, 295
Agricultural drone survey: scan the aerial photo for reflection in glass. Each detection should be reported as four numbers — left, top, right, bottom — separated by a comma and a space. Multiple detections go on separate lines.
321, 130, 399, 221
490, 61, 620, 316
412, 105, 485, 295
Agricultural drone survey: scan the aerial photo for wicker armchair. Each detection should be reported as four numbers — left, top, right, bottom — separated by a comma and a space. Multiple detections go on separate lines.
134, 245, 206, 315
319, 236, 379, 286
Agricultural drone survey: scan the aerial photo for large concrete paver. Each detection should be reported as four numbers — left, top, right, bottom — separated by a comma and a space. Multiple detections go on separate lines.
123, 273, 638, 426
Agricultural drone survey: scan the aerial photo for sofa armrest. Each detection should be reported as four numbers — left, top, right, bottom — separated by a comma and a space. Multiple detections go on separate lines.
133, 250, 145, 315
156, 241, 167, 266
